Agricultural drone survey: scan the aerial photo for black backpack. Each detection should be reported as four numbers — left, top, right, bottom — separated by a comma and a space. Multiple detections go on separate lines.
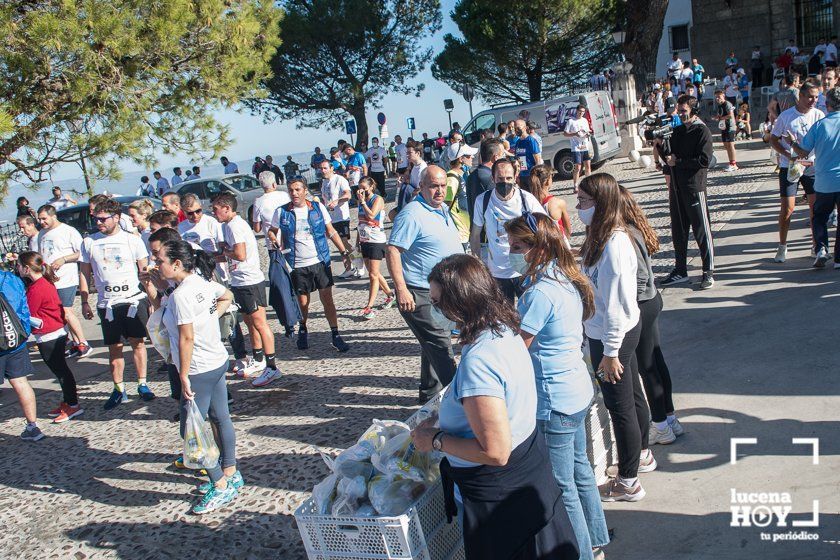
478, 188, 529, 237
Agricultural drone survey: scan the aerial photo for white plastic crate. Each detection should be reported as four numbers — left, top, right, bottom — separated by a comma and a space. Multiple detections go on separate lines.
295, 477, 463, 560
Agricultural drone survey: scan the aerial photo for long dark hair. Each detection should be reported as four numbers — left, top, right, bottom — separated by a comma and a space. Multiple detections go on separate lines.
525, 164, 553, 200
618, 185, 659, 255
18, 251, 59, 284
427, 254, 519, 345
579, 173, 627, 268
505, 214, 595, 320
161, 240, 217, 280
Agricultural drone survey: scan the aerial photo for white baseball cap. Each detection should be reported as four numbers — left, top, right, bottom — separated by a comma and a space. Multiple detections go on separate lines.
446, 143, 478, 163
653, 83, 662, 90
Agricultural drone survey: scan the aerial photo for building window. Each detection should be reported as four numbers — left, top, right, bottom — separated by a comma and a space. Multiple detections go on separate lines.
669, 24, 690, 52
795, 0, 834, 48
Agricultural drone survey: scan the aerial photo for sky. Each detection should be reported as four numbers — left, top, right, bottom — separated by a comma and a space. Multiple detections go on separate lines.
53, 0, 482, 183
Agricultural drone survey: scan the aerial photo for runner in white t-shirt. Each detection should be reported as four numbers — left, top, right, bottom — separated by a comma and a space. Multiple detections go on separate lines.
79, 197, 153, 410
469, 159, 546, 301
35, 205, 91, 357
354, 176, 395, 320
563, 105, 593, 192
394, 136, 408, 173
252, 170, 291, 252
364, 138, 389, 198
212, 192, 280, 384
318, 160, 357, 278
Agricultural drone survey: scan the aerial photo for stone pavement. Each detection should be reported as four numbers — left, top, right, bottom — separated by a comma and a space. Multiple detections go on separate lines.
1, 139, 838, 559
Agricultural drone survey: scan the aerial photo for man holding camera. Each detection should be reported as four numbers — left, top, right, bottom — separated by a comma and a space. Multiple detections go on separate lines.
655, 94, 716, 289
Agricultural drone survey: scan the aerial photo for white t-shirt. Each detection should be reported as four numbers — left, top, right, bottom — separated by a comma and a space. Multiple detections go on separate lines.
252, 190, 291, 249
770, 106, 825, 171
37, 224, 83, 290
80, 230, 148, 308
179, 215, 228, 283
564, 117, 591, 152
162, 274, 229, 375
221, 215, 264, 287
289, 202, 332, 269
825, 43, 838, 63
395, 143, 408, 168
365, 147, 388, 173
46, 196, 72, 210
723, 75, 739, 97
321, 174, 351, 223
409, 160, 428, 189
472, 188, 546, 279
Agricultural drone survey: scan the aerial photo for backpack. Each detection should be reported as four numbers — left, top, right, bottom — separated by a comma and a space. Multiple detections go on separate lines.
478, 188, 529, 236
0, 273, 30, 352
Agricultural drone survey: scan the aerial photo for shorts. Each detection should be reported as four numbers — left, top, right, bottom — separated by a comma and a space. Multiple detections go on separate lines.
778, 169, 816, 197
397, 166, 408, 174
573, 151, 591, 164
56, 285, 77, 307
721, 130, 735, 143
97, 299, 150, 346
333, 220, 351, 238
360, 242, 387, 260
1, 346, 33, 381
291, 262, 333, 295
231, 282, 267, 315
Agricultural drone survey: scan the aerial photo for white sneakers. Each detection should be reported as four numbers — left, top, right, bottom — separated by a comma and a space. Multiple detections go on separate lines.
773, 244, 787, 263
648, 422, 677, 445
338, 266, 361, 279
233, 358, 266, 379
252, 367, 282, 387
724, 164, 739, 173
813, 247, 829, 268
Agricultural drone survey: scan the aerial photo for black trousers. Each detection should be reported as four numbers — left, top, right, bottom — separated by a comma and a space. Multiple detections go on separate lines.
398, 286, 457, 403
494, 276, 525, 303
669, 185, 715, 274
813, 192, 840, 261
588, 319, 648, 479
39, 335, 78, 406
635, 293, 675, 423
370, 171, 387, 198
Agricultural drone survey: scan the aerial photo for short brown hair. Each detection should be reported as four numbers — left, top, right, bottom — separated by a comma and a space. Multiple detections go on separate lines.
149, 209, 178, 229
211, 192, 238, 211
93, 198, 121, 216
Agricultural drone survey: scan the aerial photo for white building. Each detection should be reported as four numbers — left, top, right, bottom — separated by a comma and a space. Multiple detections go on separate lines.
655, 0, 694, 79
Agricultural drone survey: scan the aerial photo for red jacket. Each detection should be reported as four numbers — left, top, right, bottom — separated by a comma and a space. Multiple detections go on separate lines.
25, 277, 66, 335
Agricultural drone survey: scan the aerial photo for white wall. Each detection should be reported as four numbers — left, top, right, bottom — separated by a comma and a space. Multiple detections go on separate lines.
655, 0, 693, 79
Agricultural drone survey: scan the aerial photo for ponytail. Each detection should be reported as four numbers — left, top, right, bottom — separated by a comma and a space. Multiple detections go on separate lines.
161, 240, 217, 280
18, 251, 59, 284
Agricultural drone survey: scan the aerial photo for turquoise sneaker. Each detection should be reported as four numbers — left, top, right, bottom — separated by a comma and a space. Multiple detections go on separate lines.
193, 483, 238, 514
198, 471, 244, 494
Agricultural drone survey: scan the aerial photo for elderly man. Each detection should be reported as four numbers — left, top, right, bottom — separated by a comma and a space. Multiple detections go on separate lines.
386, 166, 464, 404
790, 87, 840, 268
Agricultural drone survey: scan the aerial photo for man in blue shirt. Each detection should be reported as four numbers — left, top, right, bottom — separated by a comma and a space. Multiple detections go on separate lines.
221, 156, 239, 174
791, 86, 840, 267
513, 118, 542, 184
311, 147, 327, 181
0, 271, 44, 441
386, 165, 464, 403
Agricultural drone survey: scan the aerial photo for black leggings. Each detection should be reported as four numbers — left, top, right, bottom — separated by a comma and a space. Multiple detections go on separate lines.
588, 320, 649, 479
39, 335, 78, 406
636, 293, 675, 423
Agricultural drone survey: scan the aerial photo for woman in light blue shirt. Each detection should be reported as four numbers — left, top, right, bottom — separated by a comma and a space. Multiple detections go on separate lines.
506, 213, 609, 560
411, 254, 578, 560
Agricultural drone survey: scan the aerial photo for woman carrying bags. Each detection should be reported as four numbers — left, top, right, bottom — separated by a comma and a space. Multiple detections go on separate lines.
505, 213, 609, 559
577, 173, 654, 503
155, 239, 241, 514
18, 252, 83, 424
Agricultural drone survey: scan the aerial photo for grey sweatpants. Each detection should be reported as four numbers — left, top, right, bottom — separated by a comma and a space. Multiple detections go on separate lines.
179, 362, 236, 482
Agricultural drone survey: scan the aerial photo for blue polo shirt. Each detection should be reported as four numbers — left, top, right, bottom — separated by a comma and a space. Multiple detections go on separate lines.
800, 111, 840, 193
388, 194, 463, 289
345, 152, 366, 170
514, 135, 541, 177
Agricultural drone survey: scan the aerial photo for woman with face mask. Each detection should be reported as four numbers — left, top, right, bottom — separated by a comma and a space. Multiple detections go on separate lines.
577, 173, 654, 503
505, 213, 610, 560
411, 253, 579, 560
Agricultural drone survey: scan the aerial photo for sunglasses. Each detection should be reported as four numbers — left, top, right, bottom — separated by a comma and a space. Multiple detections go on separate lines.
185, 208, 202, 217
94, 214, 116, 223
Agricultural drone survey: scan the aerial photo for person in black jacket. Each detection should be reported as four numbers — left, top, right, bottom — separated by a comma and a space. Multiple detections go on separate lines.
655, 94, 716, 289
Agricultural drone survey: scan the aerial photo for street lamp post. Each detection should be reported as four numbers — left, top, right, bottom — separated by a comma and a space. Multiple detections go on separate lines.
610, 25, 643, 157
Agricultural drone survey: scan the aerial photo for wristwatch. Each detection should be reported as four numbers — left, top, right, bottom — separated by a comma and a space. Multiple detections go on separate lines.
432, 430, 445, 452
340, 250, 350, 257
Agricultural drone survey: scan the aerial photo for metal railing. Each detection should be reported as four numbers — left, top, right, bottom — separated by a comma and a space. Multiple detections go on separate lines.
0, 222, 28, 256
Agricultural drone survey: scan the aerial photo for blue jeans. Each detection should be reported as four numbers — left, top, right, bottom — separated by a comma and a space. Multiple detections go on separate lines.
539, 404, 610, 559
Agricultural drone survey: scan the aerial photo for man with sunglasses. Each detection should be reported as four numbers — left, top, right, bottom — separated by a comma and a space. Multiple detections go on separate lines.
79, 198, 154, 410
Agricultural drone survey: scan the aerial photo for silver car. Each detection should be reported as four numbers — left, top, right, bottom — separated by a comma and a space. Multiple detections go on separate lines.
174, 173, 268, 220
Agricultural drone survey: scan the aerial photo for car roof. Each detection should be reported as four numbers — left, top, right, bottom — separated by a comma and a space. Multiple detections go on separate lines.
55, 196, 162, 213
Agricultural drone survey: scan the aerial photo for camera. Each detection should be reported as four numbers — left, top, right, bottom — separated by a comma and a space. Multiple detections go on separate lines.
643, 114, 675, 142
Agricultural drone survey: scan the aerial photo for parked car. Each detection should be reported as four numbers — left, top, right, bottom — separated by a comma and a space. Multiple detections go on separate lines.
174, 173, 271, 221
56, 196, 162, 237
460, 90, 621, 180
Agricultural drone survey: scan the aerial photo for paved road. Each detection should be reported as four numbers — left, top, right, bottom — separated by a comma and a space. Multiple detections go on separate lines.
1, 140, 838, 559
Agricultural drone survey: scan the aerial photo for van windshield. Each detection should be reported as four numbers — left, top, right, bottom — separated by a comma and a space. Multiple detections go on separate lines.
462, 113, 496, 145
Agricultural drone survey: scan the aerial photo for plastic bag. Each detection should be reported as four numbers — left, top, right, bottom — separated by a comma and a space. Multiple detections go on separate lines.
368, 475, 429, 516
182, 399, 220, 469
331, 475, 368, 516
146, 307, 170, 361
351, 248, 365, 272
371, 432, 427, 482
358, 419, 411, 451
787, 157, 805, 183
313, 473, 338, 514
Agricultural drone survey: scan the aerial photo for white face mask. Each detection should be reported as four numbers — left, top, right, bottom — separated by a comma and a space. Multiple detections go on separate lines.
578, 205, 596, 226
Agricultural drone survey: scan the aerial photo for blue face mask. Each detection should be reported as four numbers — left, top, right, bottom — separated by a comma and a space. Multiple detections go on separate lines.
509, 251, 530, 275
430, 304, 451, 328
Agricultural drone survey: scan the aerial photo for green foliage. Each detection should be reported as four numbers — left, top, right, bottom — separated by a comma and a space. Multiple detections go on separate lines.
246, 0, 442, 147
0, 0, 282, 194
432, 0, 619, 105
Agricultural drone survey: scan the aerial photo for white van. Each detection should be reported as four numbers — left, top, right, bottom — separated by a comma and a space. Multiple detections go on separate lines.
460, 90, 621, 180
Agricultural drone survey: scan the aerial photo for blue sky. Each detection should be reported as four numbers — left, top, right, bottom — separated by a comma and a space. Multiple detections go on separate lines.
56, 0, 478, 181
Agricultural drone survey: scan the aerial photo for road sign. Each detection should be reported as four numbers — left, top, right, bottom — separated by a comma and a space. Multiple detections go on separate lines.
379, 124, 389, 139
377, 112, 387, 125
443, 99, 454, 110
461, 85, 474, 103
345, 120, 357, 135
406, 117, 416, 131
